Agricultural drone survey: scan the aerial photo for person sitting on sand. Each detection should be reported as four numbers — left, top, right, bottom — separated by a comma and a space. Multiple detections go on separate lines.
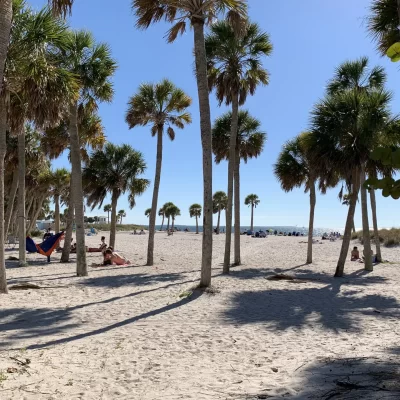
140, 229, 145, 235
351, 246, 360, 261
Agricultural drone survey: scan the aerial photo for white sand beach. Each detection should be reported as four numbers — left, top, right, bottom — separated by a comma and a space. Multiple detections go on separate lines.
1, 232, 399, 399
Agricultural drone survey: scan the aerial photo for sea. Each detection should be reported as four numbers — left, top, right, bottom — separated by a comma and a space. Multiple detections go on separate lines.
155, 225, 343, 236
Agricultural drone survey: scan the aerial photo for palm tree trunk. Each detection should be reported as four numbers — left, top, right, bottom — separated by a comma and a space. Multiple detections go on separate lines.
26, 196, 34, 222
196, 215, 199, 234
0, 94, 8, 293
147, 127, 163, 266
307, 178, 316, 264
172, 217, 175, 232
223, 93, 239, 274
250, 204, 254, 232
0, 0, 12, 90
352, 219, 356, 233
234, 148, 241, 266
369, 185, 382, 262
5, 169, 18, 237
110, 191, 118, 249
54, 194, 61, 234
107, 211, 110, 224
360, 166, 373, 271
335, 169, 360, 277
216, 208, 221, 234
167, 217, 170, 232
28, 195, 45, 233
61, 190, 74, 263
69, 103, 87, 276
160, 215, 164, 231
18, 126, 27, 267
193, 21, 213, 287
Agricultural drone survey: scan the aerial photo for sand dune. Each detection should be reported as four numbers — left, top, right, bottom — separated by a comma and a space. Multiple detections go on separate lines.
0, 232, 399, 399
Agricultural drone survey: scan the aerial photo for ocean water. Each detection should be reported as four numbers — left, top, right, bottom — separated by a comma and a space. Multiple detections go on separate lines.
155, 225, 343, 236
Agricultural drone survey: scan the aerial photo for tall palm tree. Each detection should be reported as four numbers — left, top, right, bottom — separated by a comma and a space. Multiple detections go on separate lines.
213, 191, 227, 234
206, 20, 272, 273
310, 80, 393, 277
158, 207, 165, 231
244, 194, 260, 232
213, 110, 266, 261
162, 202, 174, 232
326, 57, 387, 273
145, 208, 152, 219
118, 210, 126, 224
104, 204, 111, 224
132, 0, 247, 288
83, 143, 149, 249
274, 133, 337, 264
50, 168, 70, 233
61, 30, 117, 276
126, 79, 192, 266
168, 204, 181, 232
189, 203, 202, 234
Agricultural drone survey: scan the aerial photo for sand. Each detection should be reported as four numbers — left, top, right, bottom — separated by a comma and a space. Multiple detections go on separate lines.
0, 232, 399, 399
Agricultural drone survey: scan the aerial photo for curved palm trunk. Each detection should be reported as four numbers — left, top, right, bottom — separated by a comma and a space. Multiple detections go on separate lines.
61, 191, 74, 263
234, 148, 241, 266
0, 0, 12, 90
335, 169, 360, 277
109, 191, 118, 249
5, 169, 18, 237
360, 166, 373, 271
0, 95, 8, 293
69, 103, 87, 276
196, 215, 199, 234
193, 21, 213, 287
216, 208, 221, 234
369, 186, 382, 262
54, 194, 61, 234
28, 195, 45, 233
223, 93, 239, 274
160, 215, 164, 231
18, 126, 27, 267
147, 128, 163, 265
26, 196, 34, 222
307, 178, 316, 264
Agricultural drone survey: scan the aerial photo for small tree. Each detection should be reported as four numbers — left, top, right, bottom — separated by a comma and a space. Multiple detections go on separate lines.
145, 208, 152, 218
213, 191, 227, 234
244, 194, 260, 232
118, 210, 126, 224
189, 204, 202, 234
104, 204, 111, 224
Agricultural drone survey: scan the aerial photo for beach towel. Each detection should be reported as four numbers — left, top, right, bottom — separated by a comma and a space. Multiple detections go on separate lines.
26, 232, 64, 262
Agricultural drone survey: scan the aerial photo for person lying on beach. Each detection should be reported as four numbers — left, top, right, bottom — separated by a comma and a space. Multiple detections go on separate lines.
91, 248, 131, 267
351, 246, 360, 261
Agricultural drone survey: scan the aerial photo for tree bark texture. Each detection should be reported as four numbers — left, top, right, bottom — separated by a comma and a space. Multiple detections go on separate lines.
109, 191, 118, 249
61, 189, 74, 263
18, 126, 27, 266
5, 169, 18, 237
360, 166, 373, 271
307, 178, 316, 264
0, 0, 12, 90
234, 147, 241, 265
369, 186, 382, 262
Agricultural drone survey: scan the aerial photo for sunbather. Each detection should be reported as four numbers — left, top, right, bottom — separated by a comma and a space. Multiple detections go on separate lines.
351, 246, 360, 261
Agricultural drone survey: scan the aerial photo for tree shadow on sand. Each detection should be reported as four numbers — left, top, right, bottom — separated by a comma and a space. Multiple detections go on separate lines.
283, 356, 400, 399
224, 268, 399, 332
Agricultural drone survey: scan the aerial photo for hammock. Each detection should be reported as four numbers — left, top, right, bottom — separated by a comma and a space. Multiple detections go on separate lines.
26, 232, 64, 262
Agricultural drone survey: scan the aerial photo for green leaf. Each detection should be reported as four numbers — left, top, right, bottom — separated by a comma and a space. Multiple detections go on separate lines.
382, 188, 391, 198
371, 147, 384, 161
391, 190, 400, 200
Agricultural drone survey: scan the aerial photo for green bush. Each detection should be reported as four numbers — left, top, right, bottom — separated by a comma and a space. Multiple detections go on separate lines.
352, 228, 400, 247
29, 229, 43, 237
87, 223, 143, 232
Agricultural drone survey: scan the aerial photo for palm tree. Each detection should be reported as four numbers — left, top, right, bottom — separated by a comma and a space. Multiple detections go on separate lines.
145, 208, 152, 219
213, 110, 266, 263
168, 204, 181, 232
310, 67, 393, 277
274, 133, 337, 264
244, 194, 260, 232
132, 0, 247, 288
104, 204, 112, 224
367, 0, 400, 57
118, 210, 126, 224
62, 30, 117, 277
206, 20, 272, 273
50, 168, 70, 233
325, 57, 387, 273
158, 207, 165, 231
126, 79, 192, 266
83, 143, 149, 249
213, 191, 227, 234
162, 202, 174, 232
189, 204, 202, 234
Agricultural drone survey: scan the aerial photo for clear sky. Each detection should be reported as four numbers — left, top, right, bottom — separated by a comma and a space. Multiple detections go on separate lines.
30, 0, 400, 229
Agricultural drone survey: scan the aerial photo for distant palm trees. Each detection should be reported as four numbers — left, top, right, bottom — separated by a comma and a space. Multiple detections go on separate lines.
118, 210, 126, 224
212, 191, 227, 234
104, 204, 112, 224
126, 79, 192, 266
145, 208, 152, 219
83, 143, 149, 248
206, 20, 272, 273
244, 194, 260, 232
168, 205, 181, 233
50, 168, 70, 234
189, 204, 202, 234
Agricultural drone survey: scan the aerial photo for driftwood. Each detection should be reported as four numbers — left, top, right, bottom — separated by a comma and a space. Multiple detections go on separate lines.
265, 274, 309, 283
9, 283, 41, 290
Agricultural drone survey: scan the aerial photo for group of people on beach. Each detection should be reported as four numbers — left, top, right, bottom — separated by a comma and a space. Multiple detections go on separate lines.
91, 236, 131, 266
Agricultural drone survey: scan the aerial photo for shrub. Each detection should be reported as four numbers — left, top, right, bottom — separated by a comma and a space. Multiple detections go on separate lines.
352, 228, 400, 247
30, 229, 43, 237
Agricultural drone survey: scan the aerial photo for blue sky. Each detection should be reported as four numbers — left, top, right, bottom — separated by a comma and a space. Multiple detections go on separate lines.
31, 0, 400, 228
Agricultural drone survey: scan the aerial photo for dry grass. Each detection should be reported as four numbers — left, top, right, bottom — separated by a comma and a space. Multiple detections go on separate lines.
352, 228, 400, 247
